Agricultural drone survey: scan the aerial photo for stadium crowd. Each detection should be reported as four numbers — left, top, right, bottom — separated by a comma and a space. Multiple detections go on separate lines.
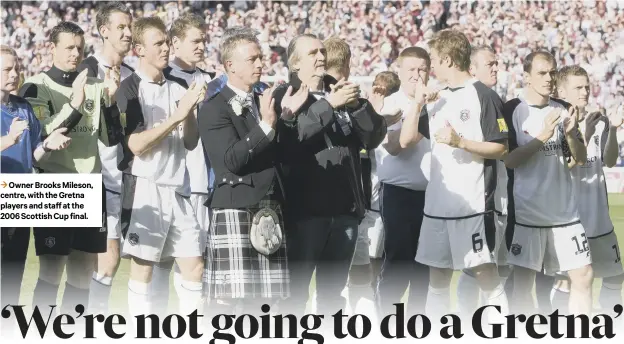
5, 0, 624, 163
3, 0, 624, 108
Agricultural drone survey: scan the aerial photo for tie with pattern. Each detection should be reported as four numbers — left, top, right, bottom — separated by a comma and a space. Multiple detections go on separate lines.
242, 94, 253, 111
242, 93, 257, 122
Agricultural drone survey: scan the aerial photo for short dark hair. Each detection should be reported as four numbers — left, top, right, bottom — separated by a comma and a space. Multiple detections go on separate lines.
397, 47, 431, 70
50, 22, 84, 45
373, 71, 401, 96
132, 17, 167, 46
169, 13, 204, 41
96, 2, 131, 36
523, 51, 556, 73
556, 65, 589, 89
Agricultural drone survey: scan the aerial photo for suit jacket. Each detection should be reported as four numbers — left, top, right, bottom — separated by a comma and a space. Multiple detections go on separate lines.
272, 74, 387, 219
198, 85, 283, 209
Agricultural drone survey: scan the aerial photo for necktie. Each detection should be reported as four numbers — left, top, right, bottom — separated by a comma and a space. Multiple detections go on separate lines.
242, 94, 253, 110
242, 93, 257, 122
310, 91, 351, 135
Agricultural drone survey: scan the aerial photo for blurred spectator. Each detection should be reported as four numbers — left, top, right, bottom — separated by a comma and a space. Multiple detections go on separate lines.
2, 0, 622, 110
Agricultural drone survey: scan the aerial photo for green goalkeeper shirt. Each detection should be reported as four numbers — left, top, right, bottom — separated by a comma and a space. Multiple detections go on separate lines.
18, 65, 122, 173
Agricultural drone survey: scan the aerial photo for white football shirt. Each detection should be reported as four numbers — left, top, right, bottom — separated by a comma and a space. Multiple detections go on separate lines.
418, 78, 508, 218
505, 97, 580, 227
375, 88, 431, 191
164, 61, 214, 194
79, 53, 134, 193
117, 69, 190, 195
572, 117, 614, 238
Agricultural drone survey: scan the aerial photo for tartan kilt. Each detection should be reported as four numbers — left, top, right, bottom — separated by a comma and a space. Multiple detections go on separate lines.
204, 197, 290, 300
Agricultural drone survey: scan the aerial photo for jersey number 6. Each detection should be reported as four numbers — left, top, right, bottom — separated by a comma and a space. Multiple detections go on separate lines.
472, 233, 483, 253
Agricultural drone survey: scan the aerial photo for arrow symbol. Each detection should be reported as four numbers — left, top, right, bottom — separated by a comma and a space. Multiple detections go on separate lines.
1, 181, 6, 188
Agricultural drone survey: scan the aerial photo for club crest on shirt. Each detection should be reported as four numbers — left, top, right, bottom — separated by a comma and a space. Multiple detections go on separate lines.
583, 156, 598, 168
511, 243, 522, 256
6, 228, 17, 239
128, 233, 139, 246
593, 135, 599, 146
45, 236, 56, 248
85, 99, 95, 113
460, 109, 470, 122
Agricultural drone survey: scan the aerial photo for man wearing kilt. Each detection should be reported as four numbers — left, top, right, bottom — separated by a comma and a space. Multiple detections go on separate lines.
197, 29, 309, 313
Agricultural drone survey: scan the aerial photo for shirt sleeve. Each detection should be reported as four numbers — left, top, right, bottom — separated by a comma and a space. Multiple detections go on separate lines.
99, 95, 123, 147
476, 83, 508, 143
26, 102, 42, 152
116, 79, 144, 171
18, 79, 83, 136
418, 105, 430, 140
116, 81, 144, 138
258, 120, 275, 140
503, 99, 521, 152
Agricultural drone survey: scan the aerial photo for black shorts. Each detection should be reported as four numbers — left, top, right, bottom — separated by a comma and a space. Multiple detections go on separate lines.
33, 226, 107, 255
32, 177, 108, 255
1, 227, 30, 261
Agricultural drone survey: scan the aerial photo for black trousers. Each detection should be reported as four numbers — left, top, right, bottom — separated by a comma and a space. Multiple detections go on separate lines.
376, 183, 429, 316
285, 214, 359, 317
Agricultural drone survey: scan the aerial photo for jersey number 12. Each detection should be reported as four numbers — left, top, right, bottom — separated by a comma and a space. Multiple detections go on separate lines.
572, 234, 589, 254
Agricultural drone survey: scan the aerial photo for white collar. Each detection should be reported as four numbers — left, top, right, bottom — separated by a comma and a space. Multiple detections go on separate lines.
94, 51, 122, 70
447, 77, 478, 90
311, 90, 328, 99
227, 82, 253, 99
93, 51, 110, 68
136, 68, 166, 84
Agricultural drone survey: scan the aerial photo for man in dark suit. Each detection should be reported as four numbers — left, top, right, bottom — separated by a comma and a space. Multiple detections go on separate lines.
197, 28, 309, 314
273, 34, 387, 317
